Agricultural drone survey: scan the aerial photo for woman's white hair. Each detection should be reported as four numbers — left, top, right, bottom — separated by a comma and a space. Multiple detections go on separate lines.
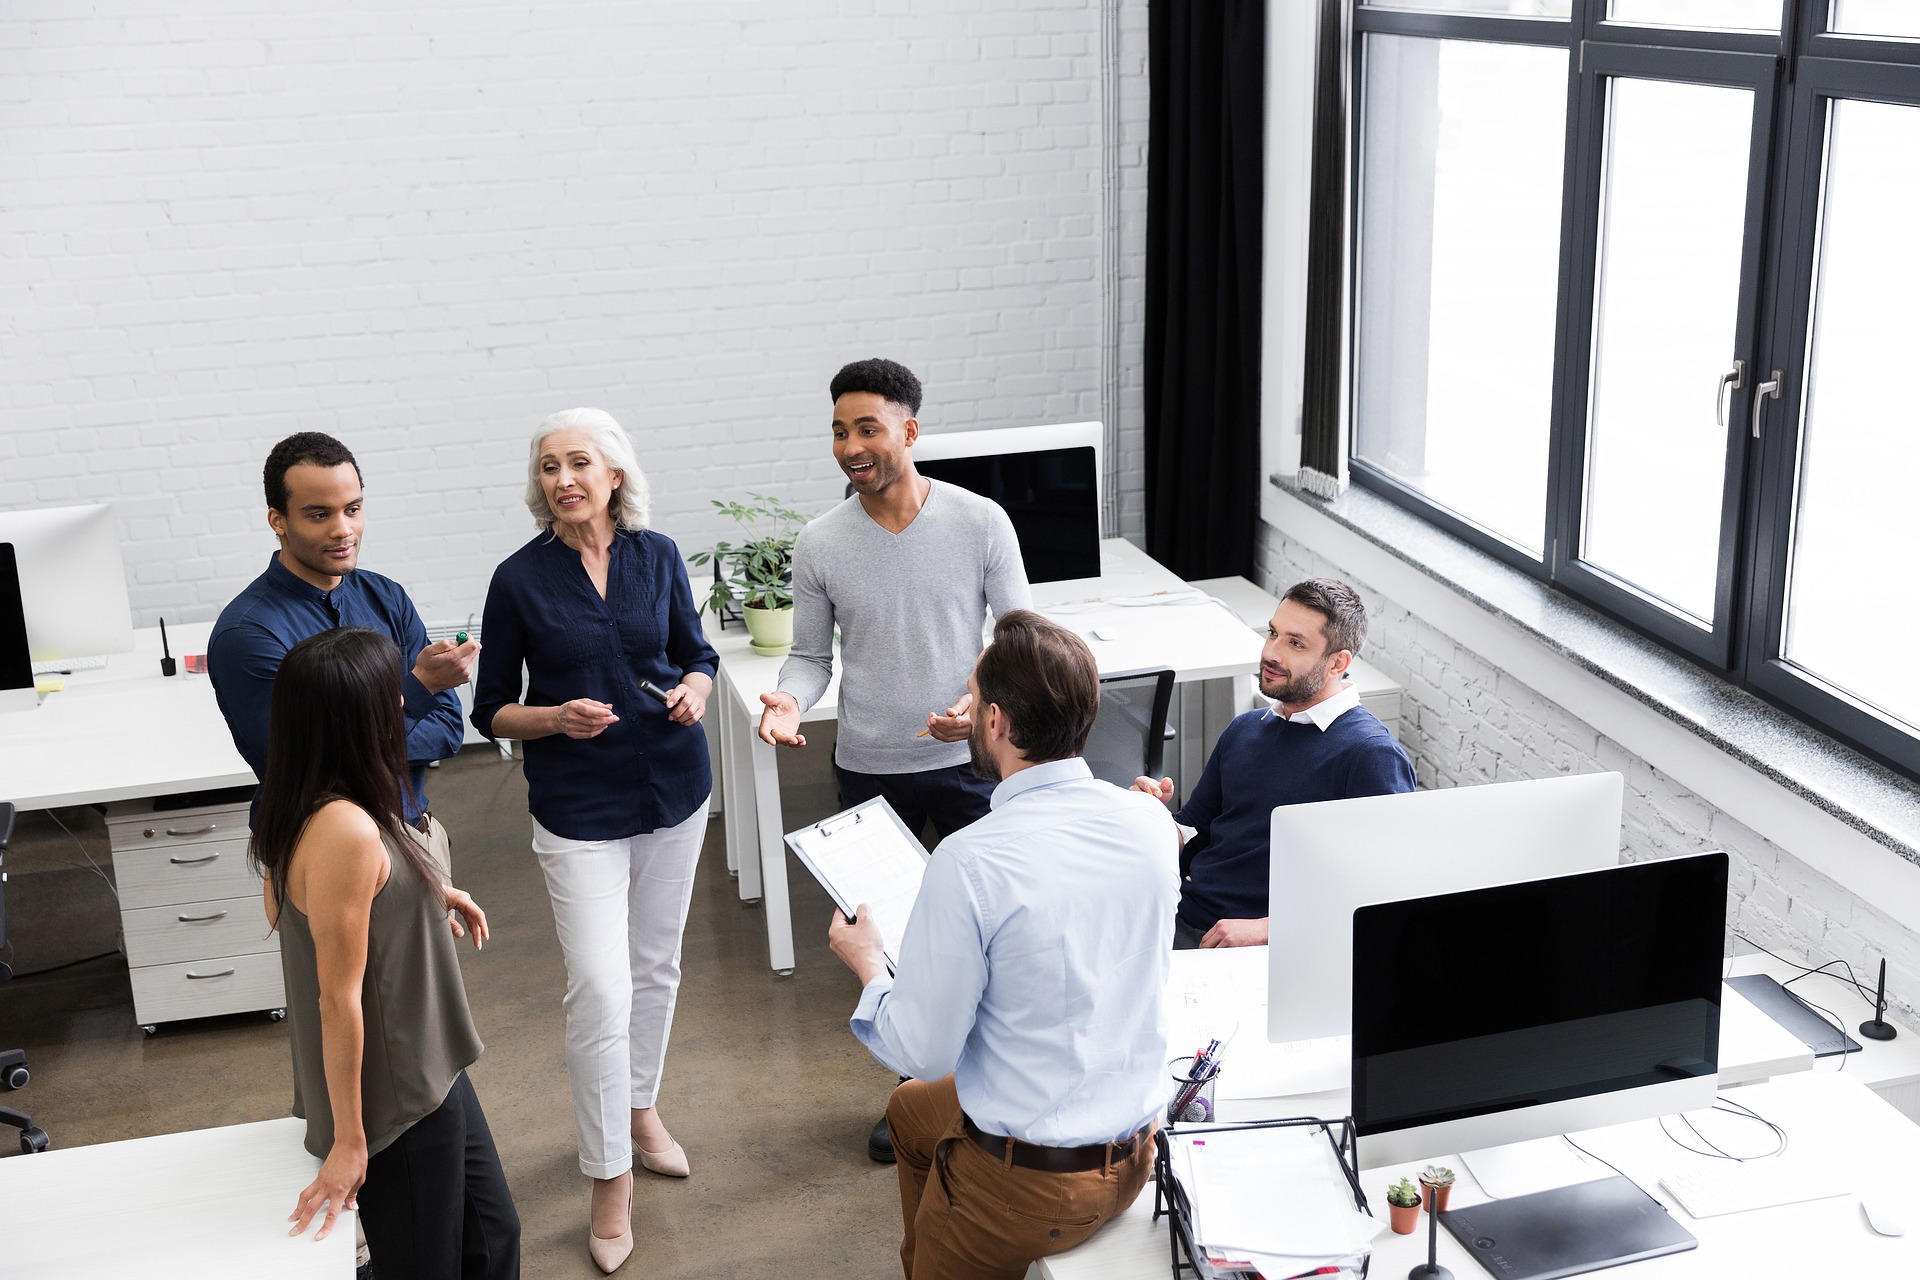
524, 408, 651, 532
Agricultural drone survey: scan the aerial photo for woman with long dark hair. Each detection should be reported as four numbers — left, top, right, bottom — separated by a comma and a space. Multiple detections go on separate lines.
252, 626, 520, 1279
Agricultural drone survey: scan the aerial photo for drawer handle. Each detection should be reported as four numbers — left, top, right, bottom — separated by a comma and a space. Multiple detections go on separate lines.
185, 968, 235, 980
177, 910, 229, 923
168, 852, 221, 866
164, 823, 219, 837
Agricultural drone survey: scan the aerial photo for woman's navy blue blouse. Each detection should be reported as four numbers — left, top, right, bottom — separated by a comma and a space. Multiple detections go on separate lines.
473, 528, 719, 841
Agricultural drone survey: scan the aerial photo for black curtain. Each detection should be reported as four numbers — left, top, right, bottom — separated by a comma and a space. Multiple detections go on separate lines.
1144, 0, 1266, 580
1298, 0, 1349, 495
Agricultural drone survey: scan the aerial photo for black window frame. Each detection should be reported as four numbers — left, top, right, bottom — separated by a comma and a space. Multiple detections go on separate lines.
1341, 0, 1920, 782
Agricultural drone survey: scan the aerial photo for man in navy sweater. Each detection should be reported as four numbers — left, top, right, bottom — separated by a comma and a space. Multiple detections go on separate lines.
1133, 578, 1414, 948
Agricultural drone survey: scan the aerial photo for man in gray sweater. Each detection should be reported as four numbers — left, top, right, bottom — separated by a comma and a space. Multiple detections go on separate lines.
757, 357, 1031, 1160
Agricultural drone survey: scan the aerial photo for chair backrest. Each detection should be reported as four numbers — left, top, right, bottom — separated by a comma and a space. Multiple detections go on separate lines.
1083, 668, 1176, 788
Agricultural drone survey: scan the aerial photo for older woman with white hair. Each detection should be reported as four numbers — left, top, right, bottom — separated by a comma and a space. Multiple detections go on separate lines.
472, 408, 717, 1273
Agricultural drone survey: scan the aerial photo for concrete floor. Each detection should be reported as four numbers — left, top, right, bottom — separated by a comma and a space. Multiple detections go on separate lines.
0, 728, 919, 1279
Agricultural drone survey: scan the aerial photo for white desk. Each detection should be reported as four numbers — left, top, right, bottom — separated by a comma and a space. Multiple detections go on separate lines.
1037, 946, 1837, 1280
1044, 1073, 1919, 1280
3, 621, 252, 811
705, 538, 1261, 973
0, 1116, 354, 1278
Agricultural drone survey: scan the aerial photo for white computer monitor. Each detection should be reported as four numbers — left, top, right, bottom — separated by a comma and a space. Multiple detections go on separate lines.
1349, 851, 1726, 1273
1267, 772, 1625, 1042
914, 421, 1103, 586
0, 503, 136, 665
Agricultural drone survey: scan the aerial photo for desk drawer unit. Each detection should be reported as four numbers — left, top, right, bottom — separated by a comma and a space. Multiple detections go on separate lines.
107, 798, 285, 1032
126, 950, 286, 1028
110, 837, 258, 909
120, 896, 276, 969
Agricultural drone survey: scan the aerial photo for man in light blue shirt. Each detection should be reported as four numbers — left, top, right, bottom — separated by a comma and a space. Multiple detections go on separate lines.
829, 609, 1179, 1279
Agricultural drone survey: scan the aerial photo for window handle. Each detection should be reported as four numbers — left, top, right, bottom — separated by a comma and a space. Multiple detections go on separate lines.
1716, 359, 1746, 428
1751, 370, 1782, 439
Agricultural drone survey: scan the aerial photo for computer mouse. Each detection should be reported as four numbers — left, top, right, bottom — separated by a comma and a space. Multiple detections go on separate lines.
1091, 626, 1118, 642
1861, 1195, 1907, 1237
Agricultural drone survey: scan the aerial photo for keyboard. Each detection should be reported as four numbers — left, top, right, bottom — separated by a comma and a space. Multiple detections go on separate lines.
1659, 1162, 1851, 1218
30, 654, 109, 675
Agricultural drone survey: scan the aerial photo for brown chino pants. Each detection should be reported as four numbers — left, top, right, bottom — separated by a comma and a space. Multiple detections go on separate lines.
886, 1076, 1155, 1280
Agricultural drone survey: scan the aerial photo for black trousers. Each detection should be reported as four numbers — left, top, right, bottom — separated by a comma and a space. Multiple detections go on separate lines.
834, 760, 995, 847
358, 1072, 520, 1280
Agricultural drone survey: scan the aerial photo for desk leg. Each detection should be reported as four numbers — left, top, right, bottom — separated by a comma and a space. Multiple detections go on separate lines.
749, 735, 796, 975
726, 692, 763, 904
1177, 682, 1207, 806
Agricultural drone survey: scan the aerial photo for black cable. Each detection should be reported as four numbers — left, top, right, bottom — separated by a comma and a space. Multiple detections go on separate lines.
1656, 1095, 1789, 1161
1562, 1134, 1631, 1182
44, 808, 120, 903
1731, 931, 1877, 1007
5, 950, 122, 979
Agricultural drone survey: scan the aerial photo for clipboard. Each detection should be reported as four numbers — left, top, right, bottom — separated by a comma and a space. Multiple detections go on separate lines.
784, 797, 930, 972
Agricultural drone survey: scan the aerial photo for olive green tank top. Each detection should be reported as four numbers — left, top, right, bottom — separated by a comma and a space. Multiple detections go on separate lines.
277, 816, 483, 1159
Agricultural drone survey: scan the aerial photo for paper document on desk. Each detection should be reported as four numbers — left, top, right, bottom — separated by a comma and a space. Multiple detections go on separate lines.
785, 798, 928, 971
1165, 947, 1349, 1097
1168, 1125, 1381, 1264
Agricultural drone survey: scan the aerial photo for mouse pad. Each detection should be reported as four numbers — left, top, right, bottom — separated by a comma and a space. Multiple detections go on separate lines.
1441, 1175, 1696, 1280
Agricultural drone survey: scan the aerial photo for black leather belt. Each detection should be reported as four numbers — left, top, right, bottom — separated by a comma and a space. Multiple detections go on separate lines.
960, 1113, 1153, 1174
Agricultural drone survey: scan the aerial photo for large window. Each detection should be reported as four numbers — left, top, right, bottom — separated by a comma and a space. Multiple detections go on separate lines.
1344, 0, 1920, 777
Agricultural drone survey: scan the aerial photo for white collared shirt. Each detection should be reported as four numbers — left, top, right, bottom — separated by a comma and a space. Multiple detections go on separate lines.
1265, 678, 1361, 731
850, 757, 1180, 1146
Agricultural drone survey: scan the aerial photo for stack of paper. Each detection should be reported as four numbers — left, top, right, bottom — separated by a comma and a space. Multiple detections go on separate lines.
1165, 1125, 1383, 1279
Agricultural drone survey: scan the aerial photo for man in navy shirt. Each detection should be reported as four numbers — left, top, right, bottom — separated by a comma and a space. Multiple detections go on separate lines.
1134, 578, 1415, 948
210, 433, 476, 826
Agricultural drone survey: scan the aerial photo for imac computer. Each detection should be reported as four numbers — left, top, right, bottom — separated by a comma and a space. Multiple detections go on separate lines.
914, 421, 1102, 586
1350, 852, 1727, 1275
1267, 772, 1625, 1043
0, 504, 136, 681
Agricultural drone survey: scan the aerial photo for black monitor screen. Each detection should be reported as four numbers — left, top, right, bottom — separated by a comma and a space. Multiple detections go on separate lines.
917, 446, 1101, 584
0, 544, 32, 693
1351, 853, 1726, 1137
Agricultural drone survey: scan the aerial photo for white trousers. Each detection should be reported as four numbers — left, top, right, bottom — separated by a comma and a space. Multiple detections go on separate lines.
532, 799, 710, 1179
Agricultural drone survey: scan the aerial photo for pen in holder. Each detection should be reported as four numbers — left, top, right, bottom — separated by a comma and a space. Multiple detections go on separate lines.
1167, 1056, 1219, 1125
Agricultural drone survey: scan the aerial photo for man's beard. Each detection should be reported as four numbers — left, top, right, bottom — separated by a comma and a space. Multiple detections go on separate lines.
968, 717, 1001, 783
1261, 658, 1329, 706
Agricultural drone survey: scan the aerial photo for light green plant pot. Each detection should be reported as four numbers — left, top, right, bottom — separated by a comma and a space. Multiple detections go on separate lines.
743, 602, 794, 657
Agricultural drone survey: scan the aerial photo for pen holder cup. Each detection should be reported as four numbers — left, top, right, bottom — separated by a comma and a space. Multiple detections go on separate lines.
1167, 1056, 1219, 1125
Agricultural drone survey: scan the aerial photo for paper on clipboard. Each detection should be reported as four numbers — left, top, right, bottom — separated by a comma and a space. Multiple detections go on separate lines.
784, 798, 930, 971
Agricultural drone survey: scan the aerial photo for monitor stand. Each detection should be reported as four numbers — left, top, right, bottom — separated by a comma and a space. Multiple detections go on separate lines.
1460, 1139, 1605, 1199
1440, 1175, 1695, 1280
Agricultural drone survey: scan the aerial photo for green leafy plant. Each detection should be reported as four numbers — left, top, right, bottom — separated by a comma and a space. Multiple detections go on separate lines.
1420, 1164, 1456, 1188
1388, 1177, 1420, 1208
688, 494, 811, 614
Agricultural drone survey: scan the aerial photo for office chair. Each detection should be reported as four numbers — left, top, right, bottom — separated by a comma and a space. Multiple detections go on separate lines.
1084, 667, 1176, 790
1, 802, 51, 1153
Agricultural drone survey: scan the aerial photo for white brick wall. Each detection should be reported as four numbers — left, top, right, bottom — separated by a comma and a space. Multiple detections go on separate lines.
1, 0, 1150, 626
1256, 519, 1920, 1030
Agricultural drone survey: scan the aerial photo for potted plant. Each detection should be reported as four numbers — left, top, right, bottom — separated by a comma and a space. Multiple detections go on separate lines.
1386, 1176, 1422, 1234
1420, 1164, 1456, 1215
689, 494, 811, 657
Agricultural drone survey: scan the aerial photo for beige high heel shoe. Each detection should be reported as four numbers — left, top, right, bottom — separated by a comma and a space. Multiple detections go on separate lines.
588, 1177, 633, 1274
635, 1136, 690, 1178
